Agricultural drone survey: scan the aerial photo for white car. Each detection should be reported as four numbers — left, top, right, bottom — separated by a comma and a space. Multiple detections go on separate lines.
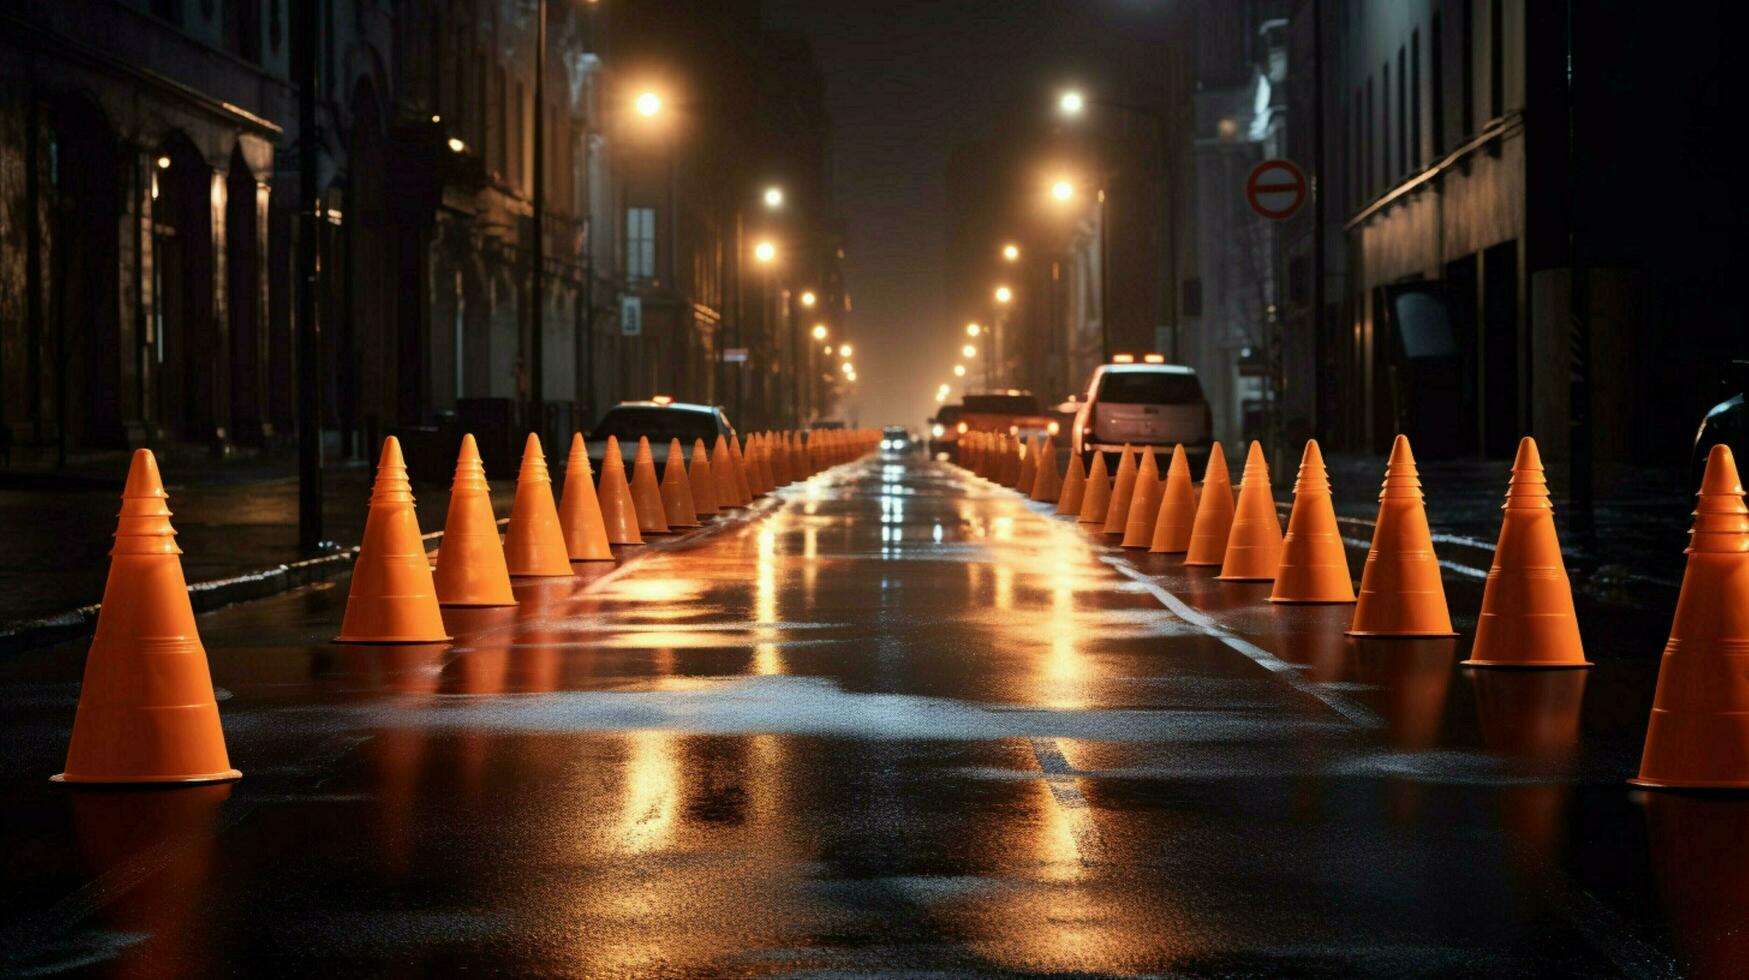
1071, 359, 1214, 468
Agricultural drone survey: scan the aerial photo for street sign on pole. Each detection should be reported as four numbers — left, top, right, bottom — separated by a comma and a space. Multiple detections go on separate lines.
723, 347, 749, 363
1246, 159, 1308, 221
620, 295, 642, 336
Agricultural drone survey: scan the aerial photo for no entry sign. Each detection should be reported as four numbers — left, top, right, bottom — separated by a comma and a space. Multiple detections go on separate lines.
1246, 159, 1307, 220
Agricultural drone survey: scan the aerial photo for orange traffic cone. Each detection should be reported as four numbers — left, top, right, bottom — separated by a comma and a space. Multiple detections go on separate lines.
434, 434, 518, 605
1030, 437, 1059, 502
1121, 448, 1164, 549
1218, 441, 1284, 581
1184, 442, 1235, 566
1347, 435, 1455, 637
1149, 444, 1196, 554
503, 433, 575, 577
1270, 440, 1355, 603
557, 433, 614, 562
770, 432, 792, 486
690, 439, 720, 518
1630, 444, 1749, 789
1078, 451, 1113, 524
1463, 437, 1589, 667
337, 437, 453, 643
54, 449, 241, 784
629, 436, 670, 534
1056, 451, 1087, 516
661, 437, 701, 528
727, 434, 753, 503
596, 436, 643, 546
713, 435, 745, 507
754, 434, 776, 495
1016, 437, 1039, 494
1102, 446, 1140, 536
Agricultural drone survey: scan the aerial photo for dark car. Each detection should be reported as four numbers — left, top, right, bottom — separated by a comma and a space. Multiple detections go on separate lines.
880, 425, 916, 455
586, 401, 736, 472
1693, 360, 1748, 489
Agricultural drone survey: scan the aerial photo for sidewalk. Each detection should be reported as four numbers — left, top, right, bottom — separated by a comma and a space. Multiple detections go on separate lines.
0, 445, 513, 643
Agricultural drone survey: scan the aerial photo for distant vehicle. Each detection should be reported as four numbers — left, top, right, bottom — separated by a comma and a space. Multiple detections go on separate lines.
1072, 357, 1214, 468
940, 391, 1058, 461
1693, 359, 1747, 490
880, 425, 916, 454
585, 399, 736, 472
926, 405, 965, 459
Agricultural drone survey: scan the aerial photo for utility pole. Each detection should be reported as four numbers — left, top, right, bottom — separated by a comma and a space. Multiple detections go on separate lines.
1310, 0, 1326, 437
529, 0, 547, 442
1565, 0, 1594, 544
294, 0, 323, 550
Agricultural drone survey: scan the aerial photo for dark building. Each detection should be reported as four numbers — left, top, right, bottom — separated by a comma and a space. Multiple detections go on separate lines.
0, 0, 840, 469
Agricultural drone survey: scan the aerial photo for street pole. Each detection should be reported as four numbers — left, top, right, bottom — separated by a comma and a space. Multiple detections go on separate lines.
1098, 186, 1110, 360
294, 0, 323, 551
1310, 0, 1326, 435
529, 0, 546, 442
1565, 0, 1594, 544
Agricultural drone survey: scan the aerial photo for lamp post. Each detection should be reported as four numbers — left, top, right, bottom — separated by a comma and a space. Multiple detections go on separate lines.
528, 0, 548, 441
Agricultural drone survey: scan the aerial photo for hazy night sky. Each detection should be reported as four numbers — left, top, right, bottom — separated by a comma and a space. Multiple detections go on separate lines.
759, 0, 1169, 427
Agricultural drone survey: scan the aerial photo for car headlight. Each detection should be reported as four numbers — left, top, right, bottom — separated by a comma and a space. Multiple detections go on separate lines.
880, 439, 893, 450
931, 424, 945, 438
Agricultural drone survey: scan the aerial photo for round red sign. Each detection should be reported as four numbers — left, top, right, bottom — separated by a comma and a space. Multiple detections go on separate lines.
1246, 159, 1307, 221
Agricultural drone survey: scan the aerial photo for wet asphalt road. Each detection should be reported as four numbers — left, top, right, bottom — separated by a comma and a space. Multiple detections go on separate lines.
2, 455, 1744, 978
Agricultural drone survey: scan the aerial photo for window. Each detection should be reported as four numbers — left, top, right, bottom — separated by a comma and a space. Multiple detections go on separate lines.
1461, 0, 1475, 136
1410, 31, 1421, 169
1431, 13, 1444, 153
1397, 46, 1407, 177
1380, 63, 1390, 188
626, 207, 656, 281
1489, 0, 1504, 119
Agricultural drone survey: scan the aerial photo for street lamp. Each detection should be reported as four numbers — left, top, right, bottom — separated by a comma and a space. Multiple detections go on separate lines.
1050, 179, 1075, 202
962, 344, 977, 359
1001, 243, 1020, 262
800, 290, 817, 308
953, 364, 966, 377
812, 323, 828, 340
840, 361, 854, 375
965, 322, 981, 337
753, 240, 776, 264
994, 285, 1013, 304
634, 90, 662, 117
1058, 89, 1086, 117
838, 343, 853, 358
763, 185, 784, 209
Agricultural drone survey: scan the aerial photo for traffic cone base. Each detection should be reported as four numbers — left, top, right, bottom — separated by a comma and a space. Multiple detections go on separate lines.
434, 434, 519, 606
1631, 444, 1749, 789
1463, 437, 1589, 667
1218, 441, 1284, 581
55, 449, 241, 785
338, 437, 453, 643
1184, 442, 1234, 566
1347, 435, 1456, 637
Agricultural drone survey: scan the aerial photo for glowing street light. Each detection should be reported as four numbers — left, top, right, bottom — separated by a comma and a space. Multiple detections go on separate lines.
634, 90, 663, 117
966, 322, 981, 337
800, 290, 817, 308
953, 364, 967, 377
962, 344, 977, 358
838, 343, 853, 358
446, 137, 467, 153
1058, 89, 1086, 117
763, 185, 785, 209
840, 361, 854, 375
753, 240, 777, 264
1001, 243, 1020, 261
1050, 179, 1075, 202
811, 323, 829, 340
994, 285, 1013, 304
